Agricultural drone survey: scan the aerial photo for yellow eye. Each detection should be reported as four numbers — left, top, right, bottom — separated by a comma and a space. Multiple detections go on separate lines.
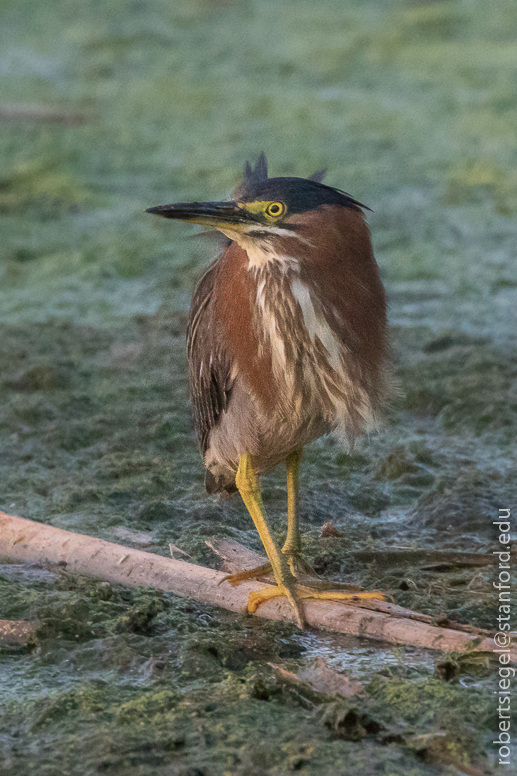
265, 201, 286, 219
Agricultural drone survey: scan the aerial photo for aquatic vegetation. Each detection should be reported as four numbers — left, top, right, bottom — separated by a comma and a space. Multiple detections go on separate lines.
1, 0, 516, 773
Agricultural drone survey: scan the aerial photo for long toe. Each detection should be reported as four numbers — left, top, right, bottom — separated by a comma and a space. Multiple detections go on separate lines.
285, 552, 320, 580
219, 562, 273, 587
284, 553, 369, 592
296, 586, 385, 603
246, 582, 306, 628
246, 583, 385, 629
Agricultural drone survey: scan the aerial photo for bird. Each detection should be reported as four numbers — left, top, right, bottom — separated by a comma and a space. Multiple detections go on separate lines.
146, 154, 390, 628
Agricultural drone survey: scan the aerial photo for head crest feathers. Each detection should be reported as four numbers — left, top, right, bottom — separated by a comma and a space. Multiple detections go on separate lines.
236, 154, 328, 198
308, 169, 327, 183
243, 152, 268, 187
234, 156, 369, 212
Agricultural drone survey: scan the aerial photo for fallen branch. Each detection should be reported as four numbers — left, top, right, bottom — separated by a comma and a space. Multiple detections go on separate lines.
206, 538, 495, 637
0, 511, 514, 659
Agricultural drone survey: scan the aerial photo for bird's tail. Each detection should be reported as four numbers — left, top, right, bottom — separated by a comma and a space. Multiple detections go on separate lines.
205, 464, 237, 496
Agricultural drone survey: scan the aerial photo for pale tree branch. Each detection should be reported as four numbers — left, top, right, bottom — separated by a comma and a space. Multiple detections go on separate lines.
0, 511, 514, 659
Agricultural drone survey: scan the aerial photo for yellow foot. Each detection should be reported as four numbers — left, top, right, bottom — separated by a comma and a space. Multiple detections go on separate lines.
220, 553, 319, 588
247, 584, 385, 627
285, 553, 319, 579
219, 563, 272, 587
247, 581, 306, 628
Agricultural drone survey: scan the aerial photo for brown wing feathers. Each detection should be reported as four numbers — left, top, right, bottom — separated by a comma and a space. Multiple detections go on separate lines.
187, 261, 234, 454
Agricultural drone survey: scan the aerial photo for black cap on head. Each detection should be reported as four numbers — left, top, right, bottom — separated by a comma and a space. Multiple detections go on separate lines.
234, 153, 370, 214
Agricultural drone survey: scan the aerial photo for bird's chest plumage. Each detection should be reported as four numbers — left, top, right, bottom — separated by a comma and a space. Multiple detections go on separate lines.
251, 263, 372, 438
254, 267, 334, 399
210, 237, 382, 472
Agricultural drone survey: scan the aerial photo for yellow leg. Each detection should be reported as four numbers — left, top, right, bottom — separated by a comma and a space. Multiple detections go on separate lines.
283, 449, 301, 558
221, 448, 307, 584
282, 449, 317, 577
222, 451, 386, 627
234, 451, 305, 628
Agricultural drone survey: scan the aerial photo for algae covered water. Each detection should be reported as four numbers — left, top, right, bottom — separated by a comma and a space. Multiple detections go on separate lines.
1, 1, 516, 774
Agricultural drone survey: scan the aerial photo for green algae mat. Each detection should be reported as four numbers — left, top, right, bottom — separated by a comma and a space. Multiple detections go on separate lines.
1, 1, 516, 774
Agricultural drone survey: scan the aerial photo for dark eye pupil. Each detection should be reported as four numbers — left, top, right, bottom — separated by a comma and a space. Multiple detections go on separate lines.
270, 204, 280, 214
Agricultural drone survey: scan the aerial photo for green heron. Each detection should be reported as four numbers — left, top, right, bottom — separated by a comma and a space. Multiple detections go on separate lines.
147, 154, 390, 628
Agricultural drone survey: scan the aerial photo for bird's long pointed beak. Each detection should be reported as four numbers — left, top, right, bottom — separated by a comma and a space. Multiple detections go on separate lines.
145, 200, 257, 228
